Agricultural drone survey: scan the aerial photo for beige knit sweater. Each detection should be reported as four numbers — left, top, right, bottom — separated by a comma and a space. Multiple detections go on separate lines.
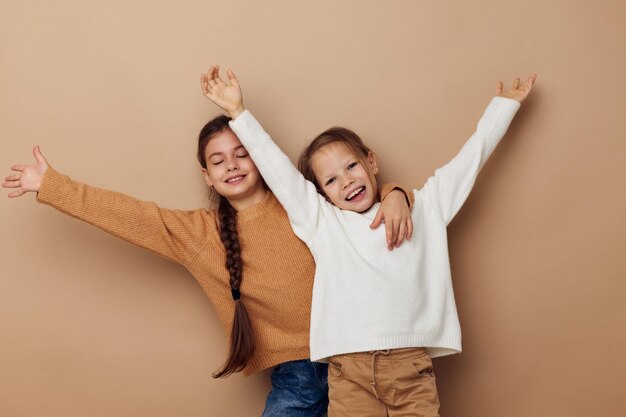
37, 167, 407, 375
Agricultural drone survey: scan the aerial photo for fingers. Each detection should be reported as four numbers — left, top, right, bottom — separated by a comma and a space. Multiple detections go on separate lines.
8, 188, 25, 198
207, 66, 218, 88
2, 179, 20, 188
524, 73, 537, 91
213, 65, 226, 87
369, 209, 383, 229
201, 69, 216, 96
201, 66, 240, 100
200, 73, 209, 95
201, 66, 220, 98
406, 218, 413, 240
33, 145, 46, 164
394, 221, 407, 248
385, 218, 396, 251
3, 172, 21, 187
227, 69, 240, 87
203, 65, 232, 91
10, 164, 25, 172
495, 81, 503, 95
213, 65, 227, 87
496, 74, 537, 101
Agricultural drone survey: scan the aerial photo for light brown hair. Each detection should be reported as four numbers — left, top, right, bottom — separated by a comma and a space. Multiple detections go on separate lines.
298, 126, 378, 196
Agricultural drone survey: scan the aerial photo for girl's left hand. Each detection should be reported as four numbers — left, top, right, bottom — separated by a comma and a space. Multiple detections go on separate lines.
495, 73, 537, 103
371, 189, 413, 250
496, 74, 537, 103
200, 65, 246, 119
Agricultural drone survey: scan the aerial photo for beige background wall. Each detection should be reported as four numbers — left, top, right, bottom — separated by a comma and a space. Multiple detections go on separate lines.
1, 0, 625, 416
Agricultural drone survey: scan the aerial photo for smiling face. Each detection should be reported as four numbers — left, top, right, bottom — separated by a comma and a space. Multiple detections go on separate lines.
201, 128, 266, 211
310, 141, 379, 212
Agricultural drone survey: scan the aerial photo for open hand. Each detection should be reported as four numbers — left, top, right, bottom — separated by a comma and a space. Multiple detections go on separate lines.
200, 65, 245, 119
3, 146, 49, 198
496, 74, 537, 103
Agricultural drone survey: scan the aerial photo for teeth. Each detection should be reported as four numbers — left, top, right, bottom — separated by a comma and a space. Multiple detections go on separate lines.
346, 186, 364, 200
226, 176, 244, 183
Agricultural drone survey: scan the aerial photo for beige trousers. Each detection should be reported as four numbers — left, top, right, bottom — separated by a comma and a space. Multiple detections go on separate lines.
327, 348, 440, 417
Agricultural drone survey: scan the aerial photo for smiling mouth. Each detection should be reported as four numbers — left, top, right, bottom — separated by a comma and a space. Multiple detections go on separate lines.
225, 175, 246, 184
345, 186, 365, 201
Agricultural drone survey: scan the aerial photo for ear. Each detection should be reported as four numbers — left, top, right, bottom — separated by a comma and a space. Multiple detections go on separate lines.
367, 151, 379, 175
201, 168, 214, 188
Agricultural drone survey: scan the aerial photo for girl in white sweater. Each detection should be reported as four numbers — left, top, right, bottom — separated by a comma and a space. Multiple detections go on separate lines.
201, 66, 536, 417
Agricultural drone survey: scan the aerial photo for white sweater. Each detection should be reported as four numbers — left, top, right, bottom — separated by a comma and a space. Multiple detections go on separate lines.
230, 97, 521, 361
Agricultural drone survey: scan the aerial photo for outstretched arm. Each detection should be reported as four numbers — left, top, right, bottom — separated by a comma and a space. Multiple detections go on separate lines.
3, 147, 211, 265
420, 74, 536, 225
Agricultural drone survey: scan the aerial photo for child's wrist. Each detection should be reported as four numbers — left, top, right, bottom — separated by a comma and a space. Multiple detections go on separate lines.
229, 105, 245, 120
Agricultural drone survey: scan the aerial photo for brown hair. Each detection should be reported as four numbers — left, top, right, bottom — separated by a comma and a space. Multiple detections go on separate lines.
298, 126, 377, 195
197, 115, 256, 378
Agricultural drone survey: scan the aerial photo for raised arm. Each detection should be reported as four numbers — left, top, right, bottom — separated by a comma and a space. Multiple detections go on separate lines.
201, 66, 419, 247
3, 147, 211, 265
419, 74, 536, 225
201, 66, 325, 244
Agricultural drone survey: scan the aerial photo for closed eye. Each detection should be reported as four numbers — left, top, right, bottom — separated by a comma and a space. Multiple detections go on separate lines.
212, 160, 224, 165
325, 177, 336, 186
236, 153, 249, 158
347, 161, 358, 170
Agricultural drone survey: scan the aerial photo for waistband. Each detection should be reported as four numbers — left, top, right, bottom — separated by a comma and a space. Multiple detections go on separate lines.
329, 347, 429, 362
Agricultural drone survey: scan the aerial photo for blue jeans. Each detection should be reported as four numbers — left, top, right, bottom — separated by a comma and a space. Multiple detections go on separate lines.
261, 359, 329, 417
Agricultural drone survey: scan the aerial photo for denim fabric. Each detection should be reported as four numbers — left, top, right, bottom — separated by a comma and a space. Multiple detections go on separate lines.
261, 359, 329, 417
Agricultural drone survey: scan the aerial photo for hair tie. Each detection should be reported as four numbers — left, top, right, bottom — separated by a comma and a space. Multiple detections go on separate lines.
231, 288, 241, 301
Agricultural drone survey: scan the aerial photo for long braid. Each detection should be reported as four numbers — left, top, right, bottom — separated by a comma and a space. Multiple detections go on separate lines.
212, 195, 256, 378
198, 115, 257, 377
219, 195, 243, 290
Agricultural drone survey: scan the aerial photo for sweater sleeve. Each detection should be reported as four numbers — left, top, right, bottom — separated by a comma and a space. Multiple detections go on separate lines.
229, 110, 324, 244
380, 183, 415, 209
36, 167, 212, 265
418, 97, 521, 225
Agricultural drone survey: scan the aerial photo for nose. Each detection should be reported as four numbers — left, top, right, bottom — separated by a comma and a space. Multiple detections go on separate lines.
341, 173, 355, 189
225, 158, 239, 172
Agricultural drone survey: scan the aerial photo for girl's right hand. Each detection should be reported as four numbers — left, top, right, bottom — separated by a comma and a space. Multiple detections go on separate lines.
200, 65, 246, 119
2, 146, 49, 198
